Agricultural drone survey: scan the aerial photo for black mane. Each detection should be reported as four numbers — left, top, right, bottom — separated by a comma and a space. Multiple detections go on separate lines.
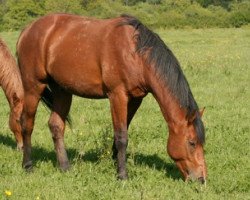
121, 14, 205, 144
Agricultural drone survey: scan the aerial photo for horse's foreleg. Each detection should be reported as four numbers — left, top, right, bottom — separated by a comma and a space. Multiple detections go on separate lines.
109, 92, 129, 180
112, 98, 142, 160
48, 89, 72, 171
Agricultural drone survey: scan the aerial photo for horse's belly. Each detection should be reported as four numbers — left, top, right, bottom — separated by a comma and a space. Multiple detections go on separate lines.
64, 81, 107, 99
48, 63, 106, 98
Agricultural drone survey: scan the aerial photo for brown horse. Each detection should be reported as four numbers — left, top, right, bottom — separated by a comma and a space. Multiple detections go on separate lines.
0, 38, 23, 150
17, 14, 206, 183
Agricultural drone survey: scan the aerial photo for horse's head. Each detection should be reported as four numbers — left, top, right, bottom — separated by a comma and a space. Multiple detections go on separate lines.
9, 92, 24, 151
167, 109, 206, 184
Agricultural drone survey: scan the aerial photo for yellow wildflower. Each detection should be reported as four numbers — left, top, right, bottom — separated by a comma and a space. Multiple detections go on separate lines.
5, 190, 12, 196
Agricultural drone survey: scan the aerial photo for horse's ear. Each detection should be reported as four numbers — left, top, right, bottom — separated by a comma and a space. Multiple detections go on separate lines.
199, 107, 205, 118
187, 110, 197, 124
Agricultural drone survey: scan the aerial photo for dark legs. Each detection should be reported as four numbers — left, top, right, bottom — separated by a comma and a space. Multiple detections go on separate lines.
48, 86, 72, 171
22, 79, 141, 178
110, 93, 142, 180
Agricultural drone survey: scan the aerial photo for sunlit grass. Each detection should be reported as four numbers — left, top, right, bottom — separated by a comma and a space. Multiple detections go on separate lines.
0, 28, 249, 199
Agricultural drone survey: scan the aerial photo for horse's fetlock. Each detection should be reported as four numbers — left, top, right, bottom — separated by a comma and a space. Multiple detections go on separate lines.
116, 138, 128, 148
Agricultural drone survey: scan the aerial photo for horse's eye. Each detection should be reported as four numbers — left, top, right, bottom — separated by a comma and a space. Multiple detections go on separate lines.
189, 140, 196, 148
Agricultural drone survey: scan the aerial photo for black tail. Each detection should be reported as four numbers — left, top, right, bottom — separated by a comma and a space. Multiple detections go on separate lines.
41, 87, 72, 127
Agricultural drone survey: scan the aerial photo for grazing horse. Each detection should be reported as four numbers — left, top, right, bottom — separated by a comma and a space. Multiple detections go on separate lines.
0, 38, 23, 150
17, 14, 206, 183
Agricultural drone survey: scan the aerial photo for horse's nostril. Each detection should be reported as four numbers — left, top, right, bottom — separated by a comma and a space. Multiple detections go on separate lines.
198, 177, 206, 184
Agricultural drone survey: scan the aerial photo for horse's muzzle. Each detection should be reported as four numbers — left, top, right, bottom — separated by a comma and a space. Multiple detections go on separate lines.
198, 177, 206, 185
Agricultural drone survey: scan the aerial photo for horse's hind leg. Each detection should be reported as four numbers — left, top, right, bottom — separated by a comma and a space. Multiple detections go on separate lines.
22, 85, 46, 170
112, 98, 142, 160
48, 86, 72, 171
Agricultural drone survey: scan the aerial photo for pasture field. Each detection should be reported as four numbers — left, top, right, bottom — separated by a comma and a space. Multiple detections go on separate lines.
0, 28, 249, 200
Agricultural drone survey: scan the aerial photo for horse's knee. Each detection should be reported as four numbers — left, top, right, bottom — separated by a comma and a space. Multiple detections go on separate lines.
115, 136, 128, 150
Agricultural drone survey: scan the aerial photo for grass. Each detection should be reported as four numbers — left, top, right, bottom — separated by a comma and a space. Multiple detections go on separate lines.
0, 28, 249, 199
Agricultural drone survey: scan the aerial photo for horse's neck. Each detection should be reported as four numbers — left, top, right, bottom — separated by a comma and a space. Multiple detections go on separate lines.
0, 58, 23, 107
0, 39, 23, 110
150, 77, 186, 130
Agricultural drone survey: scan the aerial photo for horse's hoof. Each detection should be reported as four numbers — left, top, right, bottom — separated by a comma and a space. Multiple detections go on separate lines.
60, 163, 70, 172
117, 172, 128, 180
23, 161, 33, 172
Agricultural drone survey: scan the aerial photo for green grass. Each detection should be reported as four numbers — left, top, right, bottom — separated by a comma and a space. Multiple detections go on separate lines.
0, 28, 249, 199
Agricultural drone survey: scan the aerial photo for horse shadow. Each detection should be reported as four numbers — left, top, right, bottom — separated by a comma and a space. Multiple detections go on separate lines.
133, 153, 182, 180
0, 134, 17, 149
0, 134, 181, 180
0, 134, 99, 167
